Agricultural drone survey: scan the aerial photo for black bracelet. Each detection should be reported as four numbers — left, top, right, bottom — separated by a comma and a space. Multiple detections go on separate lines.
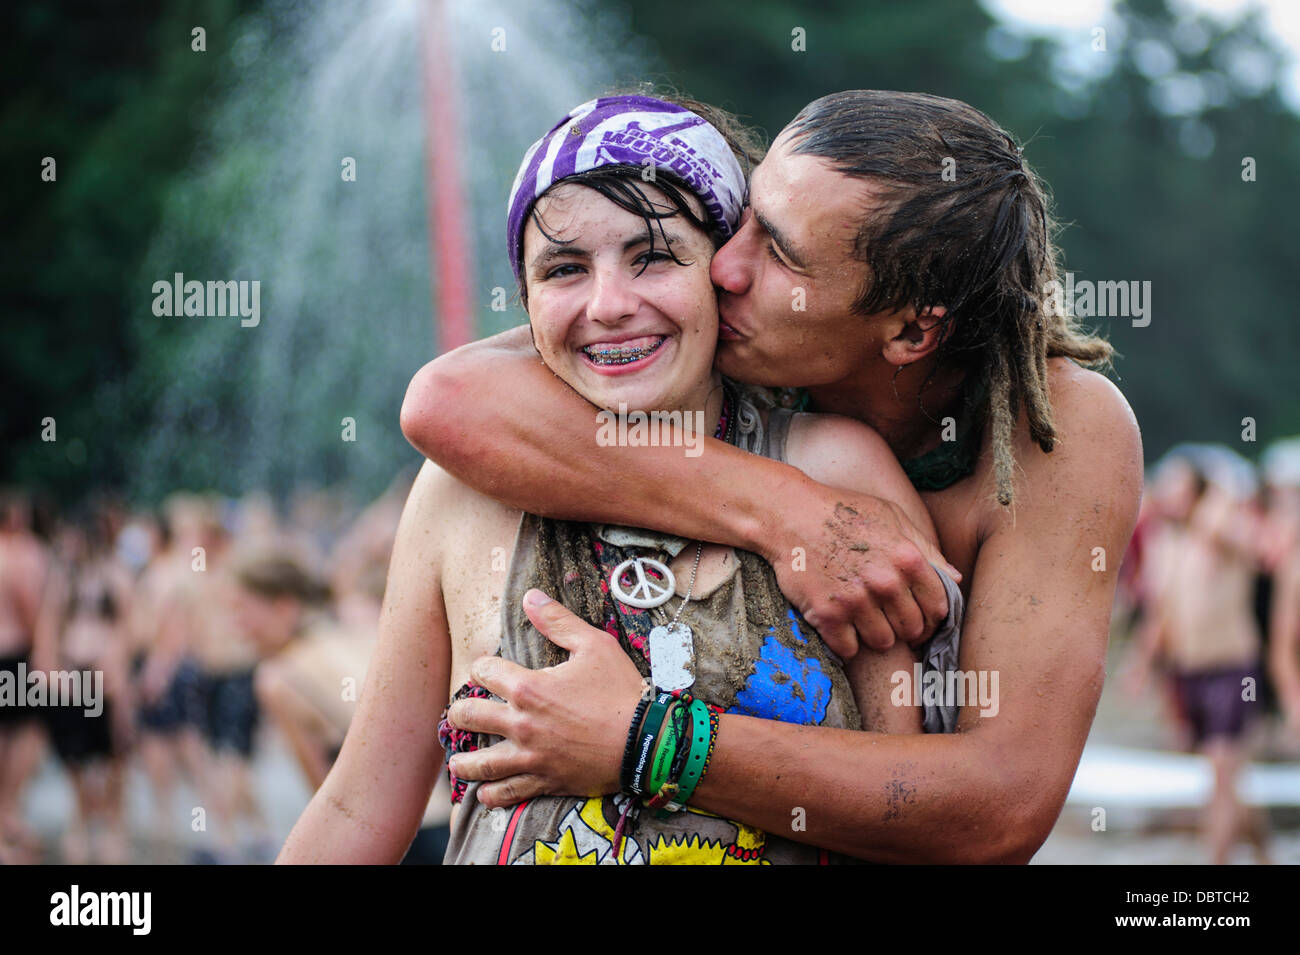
665, 695, 694, 787
626, 691, 675, 797
619, 694, 653, 793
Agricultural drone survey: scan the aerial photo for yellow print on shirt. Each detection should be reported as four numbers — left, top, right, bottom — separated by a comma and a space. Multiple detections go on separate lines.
519, 796, 770, 865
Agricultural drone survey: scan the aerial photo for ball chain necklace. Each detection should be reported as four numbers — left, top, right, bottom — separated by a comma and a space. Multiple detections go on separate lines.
607, 383, 737, 691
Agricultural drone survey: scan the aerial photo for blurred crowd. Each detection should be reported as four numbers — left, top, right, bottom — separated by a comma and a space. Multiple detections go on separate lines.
3, 436, 1300, 866
0, 468, 451, 865
1117, 439, 1300, 864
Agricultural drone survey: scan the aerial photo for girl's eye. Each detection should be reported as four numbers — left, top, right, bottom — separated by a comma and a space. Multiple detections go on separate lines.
544, 263, 583, 280
635, 250, 674, 267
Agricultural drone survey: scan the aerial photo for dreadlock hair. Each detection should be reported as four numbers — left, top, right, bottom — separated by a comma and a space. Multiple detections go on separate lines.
517, 89, 765, 310
787, 90, 1112, 506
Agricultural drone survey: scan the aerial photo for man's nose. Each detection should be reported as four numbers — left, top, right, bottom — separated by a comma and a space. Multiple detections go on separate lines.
710, 220, 753, 295
586, 264, 640, 325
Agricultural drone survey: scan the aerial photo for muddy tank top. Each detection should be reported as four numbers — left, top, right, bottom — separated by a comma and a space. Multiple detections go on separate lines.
441, 387, 961, 864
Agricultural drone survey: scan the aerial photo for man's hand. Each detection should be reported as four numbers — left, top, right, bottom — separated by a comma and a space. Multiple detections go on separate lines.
766, 479, 960, 657
446, 589, 644, 808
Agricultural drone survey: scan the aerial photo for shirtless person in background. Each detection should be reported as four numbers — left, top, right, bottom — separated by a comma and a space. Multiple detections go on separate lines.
246, 551, 452, 862
1130, 457, 1272, 863
401, 90, 1143, 863
33, 512, 136, 864
131, 495, 217, 848
188, 515, 274, 862
1263, 444, 1300, 744
0, 491, 49, 864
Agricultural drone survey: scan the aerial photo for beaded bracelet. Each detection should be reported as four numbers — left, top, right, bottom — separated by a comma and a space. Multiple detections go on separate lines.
696, 705, 721, 785
618, 695, 653, 793
637, 691, 724, 813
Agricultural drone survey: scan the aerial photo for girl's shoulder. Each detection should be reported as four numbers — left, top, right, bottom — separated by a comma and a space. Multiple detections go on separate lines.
782, 410, 897, 492
408, 459, 521, 533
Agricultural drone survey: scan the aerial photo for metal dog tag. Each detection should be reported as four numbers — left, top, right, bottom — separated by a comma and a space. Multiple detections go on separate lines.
648, 622, 695, 691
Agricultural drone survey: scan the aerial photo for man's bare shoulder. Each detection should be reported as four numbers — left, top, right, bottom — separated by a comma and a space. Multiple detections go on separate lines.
973, 359, 1142, 536
1047, 357, 1138, 431
1042, 359, 1142, 486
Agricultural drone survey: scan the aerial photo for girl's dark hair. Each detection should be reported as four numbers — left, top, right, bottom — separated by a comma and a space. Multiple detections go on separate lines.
788, 90, 1112, 505
519, 90, 765, 308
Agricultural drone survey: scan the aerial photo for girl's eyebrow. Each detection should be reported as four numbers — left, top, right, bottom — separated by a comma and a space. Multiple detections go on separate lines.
532, 231, 686, 271
625, 231, 683, 251
530, 243, 586, 270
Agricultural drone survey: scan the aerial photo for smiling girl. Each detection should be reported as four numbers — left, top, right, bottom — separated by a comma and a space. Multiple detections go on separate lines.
279, 95, 961, 865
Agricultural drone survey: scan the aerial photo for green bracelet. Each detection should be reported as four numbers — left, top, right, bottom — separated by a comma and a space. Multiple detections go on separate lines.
660, 698, 713, 815
627, 691, 674, 797
648, 701, 682, 796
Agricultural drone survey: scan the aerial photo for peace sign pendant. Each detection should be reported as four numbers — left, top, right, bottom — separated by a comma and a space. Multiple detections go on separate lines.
609, 556, 676, 609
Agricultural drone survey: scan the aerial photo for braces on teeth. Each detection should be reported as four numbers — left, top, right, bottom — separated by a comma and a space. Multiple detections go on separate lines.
584, 339, 663, 365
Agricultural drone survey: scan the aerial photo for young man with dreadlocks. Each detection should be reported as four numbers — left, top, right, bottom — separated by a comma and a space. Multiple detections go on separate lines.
400, 90, 1142, 863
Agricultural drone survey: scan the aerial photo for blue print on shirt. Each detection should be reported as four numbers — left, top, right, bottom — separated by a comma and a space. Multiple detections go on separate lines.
729, 610, 831, 725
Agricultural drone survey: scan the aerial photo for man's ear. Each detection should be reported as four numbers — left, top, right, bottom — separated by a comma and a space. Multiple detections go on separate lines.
882, 305, 947, 367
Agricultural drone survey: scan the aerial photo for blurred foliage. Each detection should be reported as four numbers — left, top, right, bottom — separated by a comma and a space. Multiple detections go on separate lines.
3, 0, 262, 502
3, 0, 1298, 507
623, 0, 1300, 470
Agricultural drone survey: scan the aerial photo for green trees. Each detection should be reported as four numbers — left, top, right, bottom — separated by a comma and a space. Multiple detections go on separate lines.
4, 0, 1295, 506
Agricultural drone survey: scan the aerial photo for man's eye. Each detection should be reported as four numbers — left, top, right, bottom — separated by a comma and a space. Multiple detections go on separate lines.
766, 242, 785, 265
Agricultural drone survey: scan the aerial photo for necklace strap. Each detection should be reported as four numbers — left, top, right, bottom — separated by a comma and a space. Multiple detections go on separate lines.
668, 540, 705, 627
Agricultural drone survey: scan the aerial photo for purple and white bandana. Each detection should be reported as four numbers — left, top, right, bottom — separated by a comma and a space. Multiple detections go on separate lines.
506, 95, 748, 282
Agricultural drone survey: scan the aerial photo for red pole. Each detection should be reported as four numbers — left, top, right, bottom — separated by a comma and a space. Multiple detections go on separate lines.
420, 0, 475, 353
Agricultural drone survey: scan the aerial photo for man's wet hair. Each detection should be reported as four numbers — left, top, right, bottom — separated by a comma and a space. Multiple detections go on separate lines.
788, 90, 1113, 505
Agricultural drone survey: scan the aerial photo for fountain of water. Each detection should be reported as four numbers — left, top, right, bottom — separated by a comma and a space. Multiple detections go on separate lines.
119, 0, 649, 503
